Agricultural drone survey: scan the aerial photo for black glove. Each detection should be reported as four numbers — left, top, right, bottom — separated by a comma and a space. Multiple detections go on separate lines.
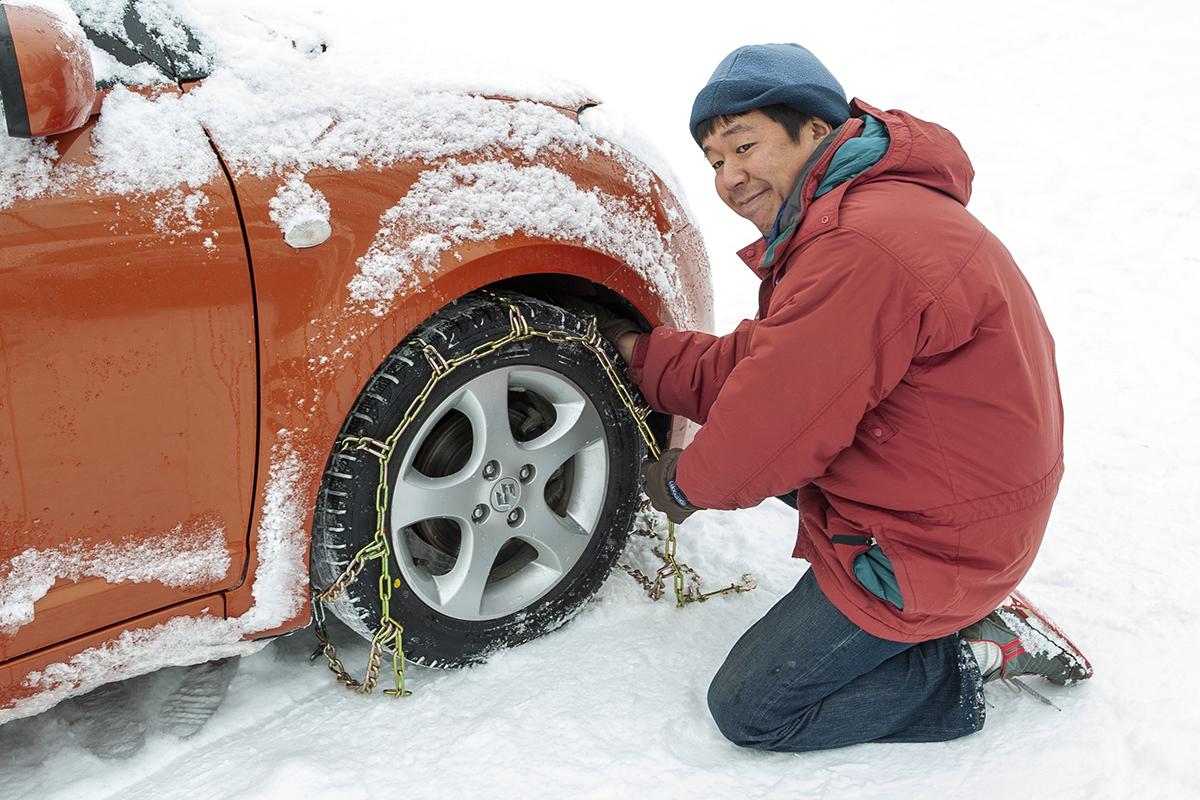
641, 448, 699, 525
566, 300, 642, 349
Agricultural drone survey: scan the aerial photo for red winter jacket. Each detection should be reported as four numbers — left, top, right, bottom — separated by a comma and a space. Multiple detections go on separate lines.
630, 99, 1063, 642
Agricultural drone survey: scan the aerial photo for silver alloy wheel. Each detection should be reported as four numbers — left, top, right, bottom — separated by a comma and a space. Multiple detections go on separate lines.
389, 366, 609, 621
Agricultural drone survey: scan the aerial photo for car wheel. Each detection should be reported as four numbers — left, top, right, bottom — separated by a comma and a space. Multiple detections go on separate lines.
311, 291, 645, 667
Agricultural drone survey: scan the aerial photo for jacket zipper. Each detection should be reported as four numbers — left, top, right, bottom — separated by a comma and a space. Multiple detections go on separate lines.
831, 534, 877, 547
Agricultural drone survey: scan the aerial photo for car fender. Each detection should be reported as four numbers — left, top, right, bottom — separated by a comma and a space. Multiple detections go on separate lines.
218, 148, 711, 634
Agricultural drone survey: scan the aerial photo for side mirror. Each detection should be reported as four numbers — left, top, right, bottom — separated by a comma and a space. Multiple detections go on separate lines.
0, 3, 96, 138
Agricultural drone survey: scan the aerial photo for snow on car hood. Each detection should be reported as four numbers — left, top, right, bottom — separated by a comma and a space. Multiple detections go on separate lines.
2, 0, 697, 324
351, 160, 687, 318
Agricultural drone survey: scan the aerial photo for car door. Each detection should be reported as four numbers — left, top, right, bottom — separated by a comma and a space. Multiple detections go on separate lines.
0, 104, 256, 660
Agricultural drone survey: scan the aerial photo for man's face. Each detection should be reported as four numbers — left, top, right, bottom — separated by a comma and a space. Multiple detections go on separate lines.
702, 110, 831, 236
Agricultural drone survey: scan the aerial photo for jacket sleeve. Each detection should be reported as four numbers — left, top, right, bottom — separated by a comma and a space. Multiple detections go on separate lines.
674, 230, 927, 510
628, 317, 758, 425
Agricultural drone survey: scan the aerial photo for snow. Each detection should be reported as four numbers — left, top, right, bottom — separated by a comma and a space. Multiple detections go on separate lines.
87, 87, 217, 195
268, 172, 330, 247
70, 0, 138, 36
192, 85, 606, 178
87, 45, 168, 87
70, 0, 213, 78
9, 617, 266, 727
350, 160, 691, 320
579, 103, 693, 222
2, 0, 1198, 798
1, 84, 218, 227
0, 126, 59, 207
0, 520, 230, 634
236, 431, 313, 633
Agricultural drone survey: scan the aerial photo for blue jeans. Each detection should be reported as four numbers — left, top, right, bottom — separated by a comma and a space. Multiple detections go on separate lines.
707, 568, 985, 752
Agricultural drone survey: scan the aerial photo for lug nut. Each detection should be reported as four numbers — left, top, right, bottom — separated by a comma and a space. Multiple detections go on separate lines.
472, 504, 489, 522
506, 508, 524, 527
519, 464, 535, 482
483, 460, 500, 479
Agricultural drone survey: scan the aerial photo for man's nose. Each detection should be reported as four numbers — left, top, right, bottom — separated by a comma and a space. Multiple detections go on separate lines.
719, 161, 748, 195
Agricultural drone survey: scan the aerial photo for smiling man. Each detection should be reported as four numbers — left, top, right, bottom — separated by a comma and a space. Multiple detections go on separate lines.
598, 43, 1093, 751
703, 111, 833, 237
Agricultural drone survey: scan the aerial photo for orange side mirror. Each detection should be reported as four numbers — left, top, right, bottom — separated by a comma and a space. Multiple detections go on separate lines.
0, 3, 96, 138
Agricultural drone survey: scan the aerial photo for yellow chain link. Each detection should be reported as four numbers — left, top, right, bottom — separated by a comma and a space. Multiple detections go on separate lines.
310, 292, 753, 696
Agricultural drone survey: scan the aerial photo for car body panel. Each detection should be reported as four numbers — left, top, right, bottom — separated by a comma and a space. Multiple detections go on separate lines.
213, 146, 710, 626
0, 594, 228, 717
0, 104, 256, 661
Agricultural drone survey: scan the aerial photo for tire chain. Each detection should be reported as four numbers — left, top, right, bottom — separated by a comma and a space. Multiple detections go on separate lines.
618, 498, 757, 607
310, 291, 755, 697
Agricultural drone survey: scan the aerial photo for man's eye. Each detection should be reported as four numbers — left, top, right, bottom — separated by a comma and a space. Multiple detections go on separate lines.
736, 143, 753, 154
711, 159, 724, 170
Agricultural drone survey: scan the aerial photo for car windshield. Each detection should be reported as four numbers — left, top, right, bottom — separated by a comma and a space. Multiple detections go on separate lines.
68, 0, 212, 86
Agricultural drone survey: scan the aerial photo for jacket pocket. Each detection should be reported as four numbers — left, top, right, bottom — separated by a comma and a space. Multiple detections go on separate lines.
852, 545, 903, 610
857, 409, 897, 444
831, 526, 906, 611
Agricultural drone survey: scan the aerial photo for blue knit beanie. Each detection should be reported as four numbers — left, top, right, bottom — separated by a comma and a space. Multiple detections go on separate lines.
690, 43, 850, 144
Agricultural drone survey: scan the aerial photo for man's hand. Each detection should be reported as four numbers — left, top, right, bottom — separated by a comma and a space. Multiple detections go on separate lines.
613, 332, 639, 363
566, 300, 643, 362
642, 448, 700, 525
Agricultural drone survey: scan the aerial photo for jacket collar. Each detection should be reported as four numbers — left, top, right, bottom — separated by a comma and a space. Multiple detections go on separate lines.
735, 113, 865, 280
735, 98, 922, 282
764, 123, 845, 246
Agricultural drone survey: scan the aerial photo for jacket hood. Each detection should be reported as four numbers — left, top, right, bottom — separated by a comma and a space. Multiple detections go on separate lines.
853, 99, 974, 208
738, 99, 975, 280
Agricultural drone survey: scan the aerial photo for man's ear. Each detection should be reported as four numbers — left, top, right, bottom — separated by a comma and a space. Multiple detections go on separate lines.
808, 117, 834, 142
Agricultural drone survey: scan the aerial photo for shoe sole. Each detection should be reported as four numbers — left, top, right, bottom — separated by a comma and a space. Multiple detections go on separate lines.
1008, 589, 1095, 684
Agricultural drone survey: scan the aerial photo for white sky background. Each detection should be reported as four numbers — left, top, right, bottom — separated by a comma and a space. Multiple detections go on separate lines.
2, 0, 1198, 797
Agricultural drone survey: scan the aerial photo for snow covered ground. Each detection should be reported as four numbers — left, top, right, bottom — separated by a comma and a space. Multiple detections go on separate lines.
2, 0, 1198, 797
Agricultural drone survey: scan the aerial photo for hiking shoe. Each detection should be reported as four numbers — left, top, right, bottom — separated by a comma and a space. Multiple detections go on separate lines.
962, 590, 1094, 686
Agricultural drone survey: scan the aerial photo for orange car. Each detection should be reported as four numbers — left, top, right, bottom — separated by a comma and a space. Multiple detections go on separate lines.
0, 2, 711, 722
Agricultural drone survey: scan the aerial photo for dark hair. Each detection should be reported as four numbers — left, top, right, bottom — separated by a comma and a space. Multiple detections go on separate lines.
694, 104, 814, 146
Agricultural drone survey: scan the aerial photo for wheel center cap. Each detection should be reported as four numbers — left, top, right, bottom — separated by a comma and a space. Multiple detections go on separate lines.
490, 477, 522, 512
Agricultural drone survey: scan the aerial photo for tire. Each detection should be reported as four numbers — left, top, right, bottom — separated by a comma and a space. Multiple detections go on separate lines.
311, 291, 645, 667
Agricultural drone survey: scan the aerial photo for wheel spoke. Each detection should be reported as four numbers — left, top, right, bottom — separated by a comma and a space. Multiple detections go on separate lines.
454, 368, 518, 462
521, 400, 604, 478
433, 528, 506, 618
389, 467, 479, 532
520, 502, 592, 574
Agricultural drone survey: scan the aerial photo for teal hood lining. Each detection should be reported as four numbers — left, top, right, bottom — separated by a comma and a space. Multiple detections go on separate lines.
762, 114, 891, 268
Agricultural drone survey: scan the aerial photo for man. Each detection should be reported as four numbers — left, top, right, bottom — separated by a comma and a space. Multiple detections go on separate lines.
595, 43, 1092, 751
